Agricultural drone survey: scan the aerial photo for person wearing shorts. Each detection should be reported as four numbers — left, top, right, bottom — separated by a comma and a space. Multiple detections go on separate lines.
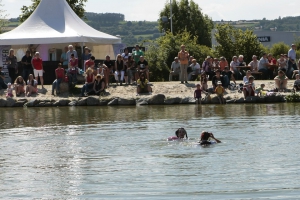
31, 52, 44, 88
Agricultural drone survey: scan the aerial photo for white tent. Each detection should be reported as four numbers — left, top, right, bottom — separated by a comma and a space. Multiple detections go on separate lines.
0, 0, 121, 45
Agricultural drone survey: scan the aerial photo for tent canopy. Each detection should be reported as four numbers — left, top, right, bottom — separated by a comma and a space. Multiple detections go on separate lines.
0, 0, 121, 45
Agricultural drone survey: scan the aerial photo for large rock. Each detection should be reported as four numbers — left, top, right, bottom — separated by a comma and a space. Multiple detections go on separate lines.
118, 98, 136, 105
77, 98, 87, 106
24, 99, 39, 107
53, 99, 71, 106
68, 100, 77, 106
245, 96, 261, 103
6, 98, 15, 107
87, 96, 100, 106
148, 94, 165, 105
107, 98, 119, 106
14, 99, 27, 107
164, 97, 182, 105
235, 98, 245, 103
136, 98, 149, 106
99, 98, 111, 106
211, 96, 222, 104
0, 99, 7, 107
181, 97, 196, 104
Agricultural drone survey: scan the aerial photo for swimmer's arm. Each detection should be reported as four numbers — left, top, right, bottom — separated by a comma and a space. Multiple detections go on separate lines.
210, 133, 221, 143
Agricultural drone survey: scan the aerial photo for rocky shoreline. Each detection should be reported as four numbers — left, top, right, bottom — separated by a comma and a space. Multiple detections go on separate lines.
0, 81, 297, 107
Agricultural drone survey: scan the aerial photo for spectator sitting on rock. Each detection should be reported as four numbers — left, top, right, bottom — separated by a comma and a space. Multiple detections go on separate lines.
222, 66, 236, 88
14, 76, 26, 97
243, 70, 252, 84
188, 59, 201, 81
169, 57, 181, 81
26, 74, 37, 97
212, 69, 225, 90
81, 67, 95, 97
0, 66, 8, 90
87, 74, 105, 96
243, 76, 255, 99
52, 63, 65, 96
258, 53, 273, 80
85, 56, 95, 71
274, 70, 288, 92
293, 74, 300, 91
137, 73, 152, 95
138, 56, 149, 82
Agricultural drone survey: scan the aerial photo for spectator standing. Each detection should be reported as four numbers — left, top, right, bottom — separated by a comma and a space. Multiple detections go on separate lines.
188, 59, 201, 81
126, 56, 136, 84
200, 72, 208, 91
137, 56, 150, 81
103, 55, 115, 87
6, 49, 18, 83
258, 53, 273, 79
169, 57, 181, 81
14, 76, 26, 96
68, 53, 79, 88
52, 63, 65, 95
66, 45, 78, 61
178, 44, 189, 84
60, 46, 69, 69
248, 55, 259, 71
121, 48, 130, 62
114, 54, 125, 85
0, 66, 7, 90
287, 44, 298, 79
21, 50, 33, 82
82, 47, 92, 71
31, 52, 44, 88
133, 45, 144, 64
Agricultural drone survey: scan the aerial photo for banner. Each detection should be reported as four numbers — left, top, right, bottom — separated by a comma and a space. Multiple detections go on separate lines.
112, 43, 127, 56
0, 45, 11, 82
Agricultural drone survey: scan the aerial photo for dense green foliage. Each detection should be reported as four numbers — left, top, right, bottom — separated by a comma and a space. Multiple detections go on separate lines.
0, 0, 8, 33
145, 31, 213, 81
158, 0, 213, 47
259, 16, 300, 32
269, 42, 290, 58
214, 24, 265, 63
19, 0, 87, 22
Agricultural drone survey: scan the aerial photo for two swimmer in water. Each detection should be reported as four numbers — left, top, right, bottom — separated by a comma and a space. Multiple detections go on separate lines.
169, 128, 221, 145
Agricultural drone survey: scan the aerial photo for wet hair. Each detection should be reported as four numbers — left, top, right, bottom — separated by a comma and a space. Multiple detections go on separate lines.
200, 132, 211, 141
175, 128, 188, 138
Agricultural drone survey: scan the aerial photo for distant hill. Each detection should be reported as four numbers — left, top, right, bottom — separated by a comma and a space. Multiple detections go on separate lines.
3, 14, 300, 46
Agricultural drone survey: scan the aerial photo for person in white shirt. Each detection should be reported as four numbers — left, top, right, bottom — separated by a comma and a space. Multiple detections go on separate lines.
66, 45, 78, 61
287, 44, 297, 78
248, 55, 259, 71
188, 59, 201, 81
277, 54, 287, 72
169, 57, 181, 81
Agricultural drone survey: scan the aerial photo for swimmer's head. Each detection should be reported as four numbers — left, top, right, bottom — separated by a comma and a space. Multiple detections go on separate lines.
200, 131, 212, 141
175, 128, 188, 139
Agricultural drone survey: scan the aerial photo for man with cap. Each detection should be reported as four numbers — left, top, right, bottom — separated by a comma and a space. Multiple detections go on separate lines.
0, 66, 8, 90
169, 57, 181, 81
287, 44, 298, 79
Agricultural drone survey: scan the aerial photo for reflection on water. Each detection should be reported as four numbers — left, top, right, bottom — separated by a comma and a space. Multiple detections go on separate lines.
0, 104, 300, 199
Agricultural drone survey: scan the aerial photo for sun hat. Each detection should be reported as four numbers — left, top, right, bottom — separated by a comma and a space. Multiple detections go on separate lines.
7, 82, 11, 86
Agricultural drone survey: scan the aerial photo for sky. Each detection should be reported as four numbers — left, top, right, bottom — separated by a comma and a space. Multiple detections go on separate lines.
2, 0, 300, 22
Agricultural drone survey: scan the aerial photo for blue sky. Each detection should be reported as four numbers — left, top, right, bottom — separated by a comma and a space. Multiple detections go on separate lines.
2, 0, 300, 21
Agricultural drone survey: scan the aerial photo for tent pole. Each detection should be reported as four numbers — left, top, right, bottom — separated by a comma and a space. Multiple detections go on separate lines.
81, 42, 84, 71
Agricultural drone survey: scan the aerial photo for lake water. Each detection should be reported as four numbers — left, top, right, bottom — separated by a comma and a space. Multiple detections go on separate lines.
1, 104, 300, 199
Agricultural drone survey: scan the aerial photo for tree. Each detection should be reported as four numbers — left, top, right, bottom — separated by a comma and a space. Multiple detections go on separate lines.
145, 30, 213, 81
270, 42, 289, 58
0, 0, 8, 34
19, 0, 88, 22
158, 0, 213, 47
214, 24, 265, 63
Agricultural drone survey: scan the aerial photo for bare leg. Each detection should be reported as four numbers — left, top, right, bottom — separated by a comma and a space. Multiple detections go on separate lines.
40, 76, 44, 88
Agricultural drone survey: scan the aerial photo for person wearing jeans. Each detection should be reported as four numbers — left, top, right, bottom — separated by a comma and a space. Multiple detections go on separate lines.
52, 63, 64, 95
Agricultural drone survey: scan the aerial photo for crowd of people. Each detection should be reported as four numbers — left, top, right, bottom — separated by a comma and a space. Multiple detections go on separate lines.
1, 43, 300, 99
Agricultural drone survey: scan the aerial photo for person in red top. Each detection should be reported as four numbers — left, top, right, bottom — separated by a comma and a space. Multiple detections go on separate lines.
31, 52, 44, 88
80, 67, 95, 96
51, 63, 65, 95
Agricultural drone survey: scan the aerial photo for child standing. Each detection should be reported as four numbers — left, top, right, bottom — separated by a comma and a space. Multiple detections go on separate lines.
215, 81, 225, 104
200, 71, 208, 91
6, 83, 13, 98
194, 84, 203, 104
